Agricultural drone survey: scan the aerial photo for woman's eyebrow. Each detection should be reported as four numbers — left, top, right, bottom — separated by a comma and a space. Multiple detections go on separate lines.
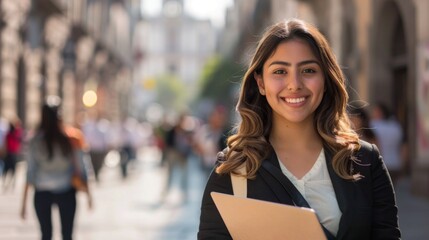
268, 60, 319, 67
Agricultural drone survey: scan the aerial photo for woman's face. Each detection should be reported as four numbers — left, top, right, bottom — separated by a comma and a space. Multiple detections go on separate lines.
255, 39, 325, 126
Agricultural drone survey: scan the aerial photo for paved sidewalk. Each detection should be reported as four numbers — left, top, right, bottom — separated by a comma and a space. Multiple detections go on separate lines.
395, 177, 429, 239
0, 146, 428, 240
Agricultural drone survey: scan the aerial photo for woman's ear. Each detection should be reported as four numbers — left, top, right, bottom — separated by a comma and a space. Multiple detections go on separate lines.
254, 72, 266, 95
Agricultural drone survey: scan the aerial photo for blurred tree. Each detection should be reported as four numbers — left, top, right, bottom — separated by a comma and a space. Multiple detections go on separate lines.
155, 74, 189, 112
196, 56, 244, 107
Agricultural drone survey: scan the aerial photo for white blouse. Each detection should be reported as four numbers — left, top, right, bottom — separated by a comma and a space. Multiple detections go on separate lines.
278, 149, 342, 236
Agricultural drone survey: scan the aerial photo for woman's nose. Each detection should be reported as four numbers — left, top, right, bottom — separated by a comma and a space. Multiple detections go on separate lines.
287, 71, 302, 91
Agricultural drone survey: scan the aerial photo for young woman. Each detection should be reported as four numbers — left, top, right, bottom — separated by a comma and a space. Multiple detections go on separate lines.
198, 19, 400, 240
20, 96, 92, 240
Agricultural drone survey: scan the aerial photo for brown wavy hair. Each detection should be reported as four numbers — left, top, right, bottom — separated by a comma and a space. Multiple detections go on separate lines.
216, 19, 360, 180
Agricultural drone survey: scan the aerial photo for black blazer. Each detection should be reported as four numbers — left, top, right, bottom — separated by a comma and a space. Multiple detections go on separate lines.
198, 141, 401, 239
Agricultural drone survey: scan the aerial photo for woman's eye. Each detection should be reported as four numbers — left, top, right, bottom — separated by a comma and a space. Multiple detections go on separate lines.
302, 68, 316, 74
273, 69, 286, 74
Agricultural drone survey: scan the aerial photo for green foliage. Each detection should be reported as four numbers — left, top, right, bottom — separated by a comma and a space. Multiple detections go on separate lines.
197, 56, 244, 106
154, 74, 189, 112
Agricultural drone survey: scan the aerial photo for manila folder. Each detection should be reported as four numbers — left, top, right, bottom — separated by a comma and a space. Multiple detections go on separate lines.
211, 191, 327, 240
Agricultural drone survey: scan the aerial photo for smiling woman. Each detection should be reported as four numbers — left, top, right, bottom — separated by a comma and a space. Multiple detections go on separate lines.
198, 18, 401, 240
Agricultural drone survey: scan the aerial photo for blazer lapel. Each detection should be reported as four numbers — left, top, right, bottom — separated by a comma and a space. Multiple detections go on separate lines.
325, 148, 354, 239
257, 151, 295, 205
325, 148, 348, 212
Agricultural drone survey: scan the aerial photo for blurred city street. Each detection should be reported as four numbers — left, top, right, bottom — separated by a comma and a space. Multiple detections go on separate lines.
0, 145, 428, 240
1, 0, 429, 239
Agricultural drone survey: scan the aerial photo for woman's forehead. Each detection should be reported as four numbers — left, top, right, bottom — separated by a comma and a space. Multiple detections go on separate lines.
264, 39, 318, 66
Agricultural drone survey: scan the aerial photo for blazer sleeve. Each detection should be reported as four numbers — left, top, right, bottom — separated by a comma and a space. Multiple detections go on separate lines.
369, 143, 401, 239
198, 165, 234, 240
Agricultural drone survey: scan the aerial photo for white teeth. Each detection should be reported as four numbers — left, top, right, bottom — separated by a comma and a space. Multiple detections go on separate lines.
285, 97, 305, 103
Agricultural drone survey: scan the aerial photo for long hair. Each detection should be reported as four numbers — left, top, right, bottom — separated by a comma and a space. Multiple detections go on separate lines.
216, 19, 360, 180
39, 97, 73, 160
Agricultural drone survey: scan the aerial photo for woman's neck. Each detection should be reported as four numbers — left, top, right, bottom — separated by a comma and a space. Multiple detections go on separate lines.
269, 118, 322, 152
269, 118, 323, 179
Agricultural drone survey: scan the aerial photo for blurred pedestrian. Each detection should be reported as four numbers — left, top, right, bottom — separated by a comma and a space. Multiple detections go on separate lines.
0, 117, 9, 179
154, 116, 172, 167
348, 103, 378, 145
161, 113, 193, 204
82, 114, 109, 182
370, 102, 404, 186
20, 96, 92, 240
2, 117, 23, 192
119, 117, 138, 179
193, 105, 229, 178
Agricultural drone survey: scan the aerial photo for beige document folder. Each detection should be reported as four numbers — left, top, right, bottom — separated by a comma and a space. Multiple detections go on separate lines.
211, 192, 327, 240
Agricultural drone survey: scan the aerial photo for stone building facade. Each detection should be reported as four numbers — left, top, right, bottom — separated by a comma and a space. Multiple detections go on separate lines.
0, 0, 137, 129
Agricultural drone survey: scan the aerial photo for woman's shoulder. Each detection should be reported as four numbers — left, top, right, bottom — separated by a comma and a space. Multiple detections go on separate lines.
355, 139, 382, 166
357, 139, 380, 154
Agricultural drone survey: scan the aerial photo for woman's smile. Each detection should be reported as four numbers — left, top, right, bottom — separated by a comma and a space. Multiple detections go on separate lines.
282, 96, 307, 105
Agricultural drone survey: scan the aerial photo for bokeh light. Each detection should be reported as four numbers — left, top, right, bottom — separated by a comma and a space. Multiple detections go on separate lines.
82, 90, 97, 107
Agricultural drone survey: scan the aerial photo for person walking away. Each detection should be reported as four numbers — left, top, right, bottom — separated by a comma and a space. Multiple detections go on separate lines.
370, 102, 404, 186
20, 96, 92, 240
